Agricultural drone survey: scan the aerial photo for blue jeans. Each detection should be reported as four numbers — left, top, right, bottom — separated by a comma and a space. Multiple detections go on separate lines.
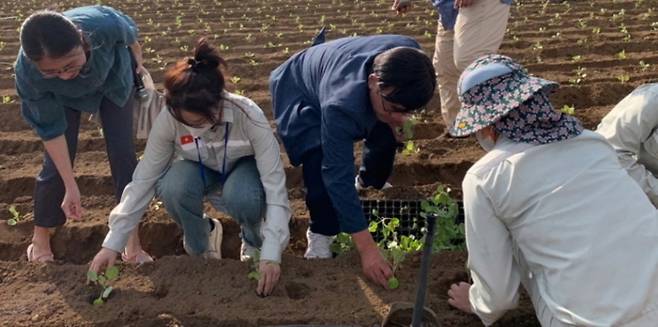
155, 156, 265, 255
302, 121, 398, 235
34, 94, 137, 227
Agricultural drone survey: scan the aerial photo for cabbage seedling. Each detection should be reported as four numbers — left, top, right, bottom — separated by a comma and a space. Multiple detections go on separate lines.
7, 205, 27, 226
87, 266, 120, 305
247, 249, 261, 281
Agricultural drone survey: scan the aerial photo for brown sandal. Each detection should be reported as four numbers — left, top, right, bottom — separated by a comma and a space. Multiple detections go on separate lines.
26, 244, 54, 263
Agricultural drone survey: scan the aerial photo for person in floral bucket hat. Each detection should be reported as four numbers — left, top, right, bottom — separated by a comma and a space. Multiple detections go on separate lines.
446, 54, 658, 326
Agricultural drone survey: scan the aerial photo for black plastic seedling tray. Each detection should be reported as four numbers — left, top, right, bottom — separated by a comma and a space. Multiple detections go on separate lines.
360, 199, 465, 240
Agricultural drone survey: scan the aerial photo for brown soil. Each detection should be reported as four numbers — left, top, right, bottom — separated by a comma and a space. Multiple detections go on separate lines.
1, 0, 656, 325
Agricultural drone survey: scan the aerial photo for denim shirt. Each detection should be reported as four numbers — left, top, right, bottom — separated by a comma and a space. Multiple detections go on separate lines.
269, 35, 421, 233
15, 5, 138, 140
431, 0, 514, 30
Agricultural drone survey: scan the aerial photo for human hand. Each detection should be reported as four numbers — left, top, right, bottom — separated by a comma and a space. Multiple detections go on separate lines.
448, 281, 473, 313
257, 260, 281, 297
89, 248, 119, 274
62, 183, 83, 220
360, 246, 394, 289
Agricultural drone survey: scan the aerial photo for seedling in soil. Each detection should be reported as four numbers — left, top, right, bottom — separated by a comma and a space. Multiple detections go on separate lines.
7, 205, 28, 226
616, 50, 626, 60
561, 104, 575, 115
5, 206, 16, 225
639, 61, 651, 72
569, 66, 587, 85
247, 249, 261, 281
87, 266, 120, 305
617, 73, 630, 84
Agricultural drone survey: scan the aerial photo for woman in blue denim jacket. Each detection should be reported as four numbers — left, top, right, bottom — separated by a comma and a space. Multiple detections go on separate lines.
15, 6, 150, 263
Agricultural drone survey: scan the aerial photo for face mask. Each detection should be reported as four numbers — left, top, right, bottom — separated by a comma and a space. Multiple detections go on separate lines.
184, 124, 212, 138
476, 130, 496, 152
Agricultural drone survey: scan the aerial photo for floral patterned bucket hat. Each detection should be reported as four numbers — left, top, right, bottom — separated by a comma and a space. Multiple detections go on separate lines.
449, 54, 559, 137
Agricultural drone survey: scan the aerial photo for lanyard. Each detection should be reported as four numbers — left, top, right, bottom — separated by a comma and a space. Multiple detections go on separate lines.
195, 122, 230, 188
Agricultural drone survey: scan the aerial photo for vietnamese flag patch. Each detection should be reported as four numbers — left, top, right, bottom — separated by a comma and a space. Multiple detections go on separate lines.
180, 135, 194, 145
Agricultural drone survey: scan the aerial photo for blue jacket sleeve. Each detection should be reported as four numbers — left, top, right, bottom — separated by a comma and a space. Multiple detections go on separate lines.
15, 66, 67, 141
320, 105, 368, 233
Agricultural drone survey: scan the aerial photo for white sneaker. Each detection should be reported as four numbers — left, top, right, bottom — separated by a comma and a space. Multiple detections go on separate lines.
204, 218, 223, 259
183, 215, 223, 259
240, 241, 259, 262
304, 229, 334, 259
355, 175, 392, 191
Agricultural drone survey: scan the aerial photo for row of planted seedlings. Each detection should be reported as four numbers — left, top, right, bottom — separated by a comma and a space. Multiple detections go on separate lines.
83, 185, 464, 305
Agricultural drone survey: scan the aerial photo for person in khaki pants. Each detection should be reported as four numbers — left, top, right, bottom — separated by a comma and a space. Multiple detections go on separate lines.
392, 0, 511, 128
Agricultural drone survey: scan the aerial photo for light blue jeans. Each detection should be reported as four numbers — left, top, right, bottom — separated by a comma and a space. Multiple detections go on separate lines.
155, 156, 265, 255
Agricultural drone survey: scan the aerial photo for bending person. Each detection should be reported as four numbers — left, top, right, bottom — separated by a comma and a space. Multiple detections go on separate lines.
15, 6, 150, 263
90, 39, 291, 297
269, 34, 436, 289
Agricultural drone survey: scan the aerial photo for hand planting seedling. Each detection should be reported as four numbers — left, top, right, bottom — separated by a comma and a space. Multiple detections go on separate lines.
87, 266, 120, 305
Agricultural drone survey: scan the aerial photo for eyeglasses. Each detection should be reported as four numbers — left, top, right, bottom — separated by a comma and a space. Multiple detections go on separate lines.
39, 63, 86, 79
379, 88, 409, 114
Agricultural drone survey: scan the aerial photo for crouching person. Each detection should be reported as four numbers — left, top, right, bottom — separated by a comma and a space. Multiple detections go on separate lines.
90, 38, 291, 296
446, 54, 658, 326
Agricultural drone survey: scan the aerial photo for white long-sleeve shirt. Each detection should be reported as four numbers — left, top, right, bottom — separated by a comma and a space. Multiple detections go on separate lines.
596, 83, 658, 206
103, 92, 291, 262
463, 131, 658, 326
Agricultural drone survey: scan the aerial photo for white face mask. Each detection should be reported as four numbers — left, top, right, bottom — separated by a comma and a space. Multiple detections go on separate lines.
184, 124, 212, 138
475, 130, 496, 152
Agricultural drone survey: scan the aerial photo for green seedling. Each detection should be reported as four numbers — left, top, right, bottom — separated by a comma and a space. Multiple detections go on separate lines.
639, 61, 651, 72
87, 266, 120, 305
616, 50, 626, 60
247, 249, 261, 281
617, 73, 630, 84
421, 185, 464, 252
7, 205, 27, 226
569, 67, 587, 85
330, 232, 353, 256
561, 104, 575, 115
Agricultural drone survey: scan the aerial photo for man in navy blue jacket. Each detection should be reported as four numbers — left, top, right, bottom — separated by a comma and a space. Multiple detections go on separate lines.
269, 34, 435, 288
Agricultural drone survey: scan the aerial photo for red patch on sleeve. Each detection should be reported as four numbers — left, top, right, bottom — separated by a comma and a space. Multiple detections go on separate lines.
180, 135, 194, 145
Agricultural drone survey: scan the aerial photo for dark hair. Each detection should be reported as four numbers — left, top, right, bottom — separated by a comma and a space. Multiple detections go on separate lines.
20, 10, 82, 61
372, 47, 436, 112
165, 38, 228, 124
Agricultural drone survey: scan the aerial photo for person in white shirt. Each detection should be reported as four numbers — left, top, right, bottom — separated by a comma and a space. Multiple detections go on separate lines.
88, 38, 291, 297
596, 83, 658, 207
446, 54, 658, 326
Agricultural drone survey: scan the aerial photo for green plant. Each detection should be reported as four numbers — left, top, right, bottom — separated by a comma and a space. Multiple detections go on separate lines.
617, 73, 630, 84
569, 66, 587, 85
87, 266, 120, 305
7, 205, 27, 226
561, 104, 575, 115
639, 61, 651, 72
420, 185, 463, 252
330, 232, 353, 255
247, 250, 261, 281
616, 50, 626, 60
